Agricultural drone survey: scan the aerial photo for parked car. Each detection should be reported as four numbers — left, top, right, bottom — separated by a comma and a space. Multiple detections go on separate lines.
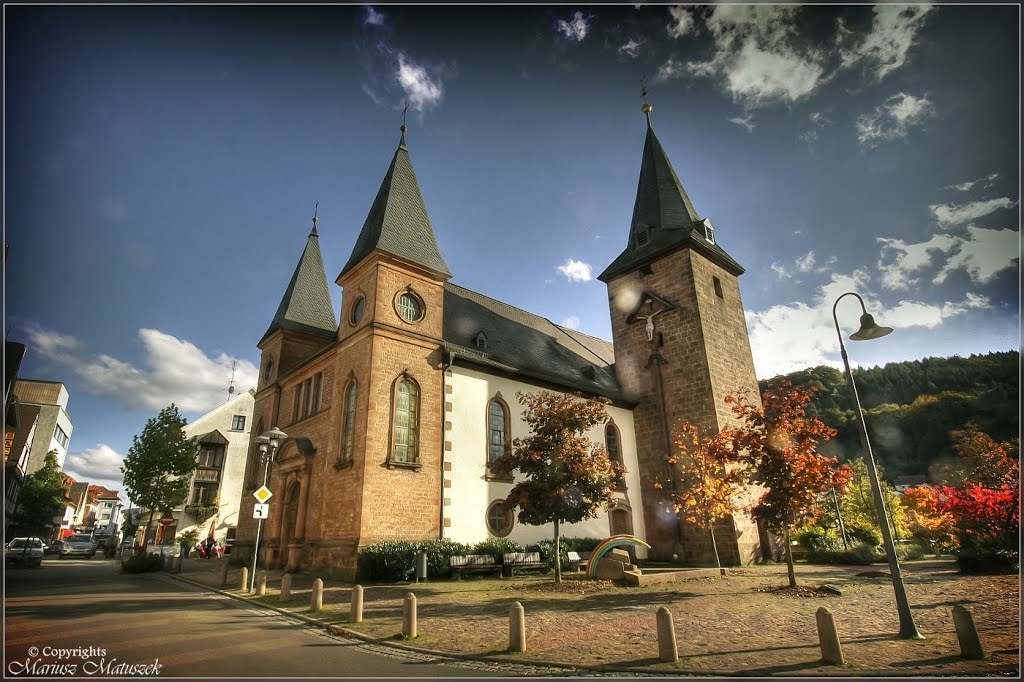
5, 538, 45, 567
44, 540, 64, 556
61, 534, 98, 558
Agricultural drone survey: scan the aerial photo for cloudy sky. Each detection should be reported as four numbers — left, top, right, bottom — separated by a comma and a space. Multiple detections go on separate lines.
5, 5, 1019, 496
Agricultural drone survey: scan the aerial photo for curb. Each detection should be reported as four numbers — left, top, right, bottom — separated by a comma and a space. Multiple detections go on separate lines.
161, 571, 1014, 678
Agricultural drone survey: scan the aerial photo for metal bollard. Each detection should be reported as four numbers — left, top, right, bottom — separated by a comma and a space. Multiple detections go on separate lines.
402, 592, 417, 639
280, 574, 292, 602
952, 605, 985, 659
350, 585, 364, 623
240, 567, 249, 591
310, 578, 323, 613
656, 606, 679, 663
219, 561, 230, 588
815, 607, 845, 665
509, 601, 526, 653
255, 572, 267, 596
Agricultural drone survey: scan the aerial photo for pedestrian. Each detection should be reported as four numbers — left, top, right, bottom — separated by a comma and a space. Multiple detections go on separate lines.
195, 542, 206, 559
204, 536, 215, 560
215, 540, 225, 559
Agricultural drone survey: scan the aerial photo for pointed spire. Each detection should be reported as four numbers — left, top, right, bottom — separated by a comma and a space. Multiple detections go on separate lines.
597, 96, 744, 282
311, 202, 319, 236
259, 221, 338, 346
337, 117, 452, 281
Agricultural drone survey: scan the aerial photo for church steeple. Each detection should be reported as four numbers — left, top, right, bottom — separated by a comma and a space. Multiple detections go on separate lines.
259, 214, 338, 346
597, 102, 743, 282
338, 125, 451, 281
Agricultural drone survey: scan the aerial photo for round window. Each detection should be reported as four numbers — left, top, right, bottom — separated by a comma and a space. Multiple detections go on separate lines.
350, 296, 366, 325
263, 358, 274, 381
485, 500, 514, 537
396, 292, 424, 323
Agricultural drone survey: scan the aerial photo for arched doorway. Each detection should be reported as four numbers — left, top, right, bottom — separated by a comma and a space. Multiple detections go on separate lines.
280, 480, 301, 567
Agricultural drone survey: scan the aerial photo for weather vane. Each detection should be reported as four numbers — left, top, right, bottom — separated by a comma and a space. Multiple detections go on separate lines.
401, 103, 409, 131
640, 75, 653, 117
310, 201, 319, 235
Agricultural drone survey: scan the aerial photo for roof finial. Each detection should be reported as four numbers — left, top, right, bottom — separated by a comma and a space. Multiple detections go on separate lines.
641, 75, 653, 123
311, 201, 319, 236
399, 103, 409, 148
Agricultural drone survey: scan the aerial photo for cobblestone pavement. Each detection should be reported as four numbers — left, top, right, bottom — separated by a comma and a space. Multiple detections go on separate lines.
170, 557, 1019, 677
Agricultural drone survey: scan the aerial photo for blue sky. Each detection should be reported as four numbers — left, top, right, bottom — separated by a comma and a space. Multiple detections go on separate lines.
5, 5, 1019, 495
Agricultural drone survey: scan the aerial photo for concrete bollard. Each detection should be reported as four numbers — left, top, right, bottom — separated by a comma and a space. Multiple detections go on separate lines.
350, 585, 364, 623
952, 605, 985, 659
656, 606, 679, 663
255, 572, 267, 596
509, 601, 526, 653
310, 578, 323, 613
240, 567, 248, 592
280, 574, 292, 602
219, 561, 230, 588
815, 607, 845, 665
401, 592, 417, 639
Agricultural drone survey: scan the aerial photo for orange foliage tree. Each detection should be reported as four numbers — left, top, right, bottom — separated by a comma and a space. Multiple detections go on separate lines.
655, 422, 740, 569
899, 485, 954, 552
726, 382, 853, 588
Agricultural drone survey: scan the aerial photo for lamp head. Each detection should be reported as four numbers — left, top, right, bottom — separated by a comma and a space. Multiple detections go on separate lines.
254, 435, 269, 454
262, 426, 288, 449
850, 313, 893, 341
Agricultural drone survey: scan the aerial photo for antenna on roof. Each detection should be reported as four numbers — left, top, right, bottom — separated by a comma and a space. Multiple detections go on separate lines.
227, 360, 237, 400
311, 202, 319, 237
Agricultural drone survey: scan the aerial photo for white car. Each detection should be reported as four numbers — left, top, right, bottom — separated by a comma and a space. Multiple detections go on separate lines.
5, 538, 45, 567
61, 534, 98, 558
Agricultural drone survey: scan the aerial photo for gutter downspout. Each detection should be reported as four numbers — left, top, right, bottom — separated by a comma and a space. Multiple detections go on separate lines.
440, 349, 456, 540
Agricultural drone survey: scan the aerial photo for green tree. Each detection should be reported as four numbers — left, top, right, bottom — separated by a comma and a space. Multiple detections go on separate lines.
120, 404, 198, 552
16, 450, 68, 537
840, 457, 907, 545
493, 391, 621, 584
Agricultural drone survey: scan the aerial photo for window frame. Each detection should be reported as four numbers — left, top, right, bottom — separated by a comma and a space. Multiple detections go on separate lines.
395, 291, 425, 324
485, 499, 514, 537
231, 415, 246, 432
349, 296, 366, 326
337, 380, 358, 468
605, 422, 626, 490
485, 395, 513, 481
388, 376, 421, 468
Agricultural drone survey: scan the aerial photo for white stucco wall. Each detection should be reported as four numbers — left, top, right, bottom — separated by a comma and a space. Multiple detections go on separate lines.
445, 365, 647, 558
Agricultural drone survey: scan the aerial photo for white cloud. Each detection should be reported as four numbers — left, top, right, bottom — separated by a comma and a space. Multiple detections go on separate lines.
395, 52, 443, 112
556, 259, 593, 283
770, 261, 792, 280
838, 5, 932, 81
25, 326, 259, 414
556, 11, 591, 42
561, 316, 581, 330
666, 5, 695, 39
64, 444, 125, 489
618, 38, 644, 59
876, 233, 959, 290
929, 197, 1016, 228
856, 92, 935, 147
933, 227, 1020, 286
364, 5, 386, 27
795, 251, 816, 273
686, 5, 827, 108
728, 113, 755, 132
654, 57, 685, 81
945, 172, 999, 193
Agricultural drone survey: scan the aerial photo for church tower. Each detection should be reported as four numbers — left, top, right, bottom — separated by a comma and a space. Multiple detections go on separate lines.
598, 100, 762, 565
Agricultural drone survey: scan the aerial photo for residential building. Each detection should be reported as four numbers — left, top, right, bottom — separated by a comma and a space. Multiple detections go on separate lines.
233, 103, 765, 579
4, 340, 27, 538
13, 379, 74, 474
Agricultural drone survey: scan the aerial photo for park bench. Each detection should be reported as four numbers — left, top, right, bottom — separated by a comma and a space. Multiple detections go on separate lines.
502, 551, 548, 577
449, 554, 502, 580
565, 550, 585, 572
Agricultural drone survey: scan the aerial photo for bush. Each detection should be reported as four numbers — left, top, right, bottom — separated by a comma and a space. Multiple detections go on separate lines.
417, 539, 474, 580
894, 542, 927, 562
120, 554, 163, 574
560, 536, 603, 553
956, 545, 1020, 575
805, 542, 882, 565
527, 536, 607, 568
846, 524, 882, 547
471, 537, 523, 558
357, 541, 419, 583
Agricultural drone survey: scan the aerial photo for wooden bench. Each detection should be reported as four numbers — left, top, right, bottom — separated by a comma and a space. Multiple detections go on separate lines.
449, 554, 501, 580
565, 550, 584, 572
502, 551, 548, 577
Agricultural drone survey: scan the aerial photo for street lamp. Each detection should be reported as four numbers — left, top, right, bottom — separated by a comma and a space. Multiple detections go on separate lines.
832, 292, 923, 640
250, 426, 287, 593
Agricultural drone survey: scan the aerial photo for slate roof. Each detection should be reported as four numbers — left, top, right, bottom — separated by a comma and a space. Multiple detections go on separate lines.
598, 117, 744, 282
259, 228, 338, 346
337, 130, 452, 280
443, 283, 624, 402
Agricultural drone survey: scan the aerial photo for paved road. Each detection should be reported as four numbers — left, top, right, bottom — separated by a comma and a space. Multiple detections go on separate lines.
4, 558, 562, 678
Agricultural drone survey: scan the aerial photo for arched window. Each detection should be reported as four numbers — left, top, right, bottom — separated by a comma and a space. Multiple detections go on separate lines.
392, 378, 419, 464
487, 398, 509, 468
338, 381, 357, 466
606, 423, 626, 490
247, 419, 264, 488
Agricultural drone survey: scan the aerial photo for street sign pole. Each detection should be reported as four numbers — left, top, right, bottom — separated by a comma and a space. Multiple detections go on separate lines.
250, 455, 273, 593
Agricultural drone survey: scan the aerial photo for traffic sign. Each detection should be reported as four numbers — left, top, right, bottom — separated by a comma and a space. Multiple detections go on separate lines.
253, 486, 273, 504
158, 512, 175, 527
253, 503, 270, 519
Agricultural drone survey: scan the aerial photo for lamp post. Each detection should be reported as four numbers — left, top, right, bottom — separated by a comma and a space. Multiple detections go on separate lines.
250, 426, 287, 593
832, 292, 923, 640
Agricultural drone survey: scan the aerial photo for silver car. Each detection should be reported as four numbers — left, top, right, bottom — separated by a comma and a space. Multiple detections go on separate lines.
6, 538, 45, 567
61, 534, 98, 558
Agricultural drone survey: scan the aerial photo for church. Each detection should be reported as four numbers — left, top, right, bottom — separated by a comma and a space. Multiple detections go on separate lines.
233, 101, 765, 580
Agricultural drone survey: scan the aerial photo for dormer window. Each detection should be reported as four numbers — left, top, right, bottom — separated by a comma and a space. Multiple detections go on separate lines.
635, 225, 650, 247
702, 217, 715, 245
474, 332, 487, 350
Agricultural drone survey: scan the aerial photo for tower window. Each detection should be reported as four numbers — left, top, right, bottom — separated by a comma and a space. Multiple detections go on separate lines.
339, 381, 357, 466
263, 358, 274, 381
635, 226, 650, 247
713, 276, 724, 299
350, 296, 366, 325
396, 292, 424, 323
702, 218, 716, 245
392, 378, 419, 464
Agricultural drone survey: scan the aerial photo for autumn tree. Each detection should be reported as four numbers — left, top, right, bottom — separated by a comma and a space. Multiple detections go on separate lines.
840, 457, 907, 544
899, 486, 953, 552
726, 383, 852, 588
121, 404, 198, 552
15, 450, 68, 537
493, 391, 622, 584
936, 425, 1019, 488
656, 422, 739, 569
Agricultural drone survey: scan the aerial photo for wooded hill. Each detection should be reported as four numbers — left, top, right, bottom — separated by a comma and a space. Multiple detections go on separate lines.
759, 351, 1020, 482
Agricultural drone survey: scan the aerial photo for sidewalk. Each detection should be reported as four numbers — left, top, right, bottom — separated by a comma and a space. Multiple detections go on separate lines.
166, 556, 1019, 677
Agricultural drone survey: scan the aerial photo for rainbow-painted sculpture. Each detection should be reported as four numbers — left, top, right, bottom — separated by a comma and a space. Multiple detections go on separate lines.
586, 534, 652, 579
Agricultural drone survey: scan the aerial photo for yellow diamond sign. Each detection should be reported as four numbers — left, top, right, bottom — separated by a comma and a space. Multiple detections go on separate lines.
253, 486, 273, 504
